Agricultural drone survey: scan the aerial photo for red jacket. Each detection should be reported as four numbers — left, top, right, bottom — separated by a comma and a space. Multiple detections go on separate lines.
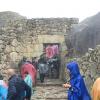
21, 63, 36, 84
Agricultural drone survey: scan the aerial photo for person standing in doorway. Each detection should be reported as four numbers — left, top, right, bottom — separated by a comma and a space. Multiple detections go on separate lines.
38, 60, 48, 83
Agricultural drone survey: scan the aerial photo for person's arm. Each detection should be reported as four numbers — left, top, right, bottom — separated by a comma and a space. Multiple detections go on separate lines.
63, 83, 71, 88
69, 79, 82, 97
7, 79, 17, 100
63, 79, 82, 97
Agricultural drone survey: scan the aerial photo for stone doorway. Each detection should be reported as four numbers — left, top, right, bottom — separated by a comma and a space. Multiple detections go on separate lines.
43, 43, 61, 79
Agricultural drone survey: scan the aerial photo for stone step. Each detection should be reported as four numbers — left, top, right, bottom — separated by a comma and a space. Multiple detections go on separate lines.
37, 79, 64, 86
46, 98, 67, 100
32, 97, 67, 99
37, 83, 63, 86
32, 86, 67, 100
32, 79, 67, 100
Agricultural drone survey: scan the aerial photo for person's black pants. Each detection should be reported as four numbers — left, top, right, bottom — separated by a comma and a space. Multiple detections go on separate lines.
40, 73, 45, 83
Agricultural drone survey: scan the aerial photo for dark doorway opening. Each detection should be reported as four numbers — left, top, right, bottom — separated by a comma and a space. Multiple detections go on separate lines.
43, 43, 60, 79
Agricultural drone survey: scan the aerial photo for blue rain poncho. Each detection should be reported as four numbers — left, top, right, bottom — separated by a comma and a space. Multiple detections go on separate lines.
66, 61, 91, 100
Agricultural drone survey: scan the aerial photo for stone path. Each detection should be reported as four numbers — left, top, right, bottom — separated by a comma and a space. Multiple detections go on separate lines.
32, 79, 67, 100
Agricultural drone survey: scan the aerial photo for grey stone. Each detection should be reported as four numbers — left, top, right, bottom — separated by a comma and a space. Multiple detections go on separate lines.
0, 40, 3, 44
10, 52, 18, 61
11, 39, 19, 47
5, 45, 11, 53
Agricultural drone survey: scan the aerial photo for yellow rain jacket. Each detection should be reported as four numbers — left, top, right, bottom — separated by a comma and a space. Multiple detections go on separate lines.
92, 78, 100, 100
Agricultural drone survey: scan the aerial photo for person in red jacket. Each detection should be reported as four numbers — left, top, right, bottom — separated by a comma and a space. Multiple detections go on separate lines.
21, 63, 37, 86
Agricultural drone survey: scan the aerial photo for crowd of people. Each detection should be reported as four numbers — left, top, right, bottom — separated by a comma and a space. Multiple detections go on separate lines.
0, 55, 60, 100
0, 55, 100, 100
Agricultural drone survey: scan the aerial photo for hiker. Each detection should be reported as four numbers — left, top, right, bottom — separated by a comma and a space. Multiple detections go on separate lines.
91, 77, 100, 100
21, 63, 37, 85
7, 68, 31, 100
47, 56, 59, 78
63, 61, 91, 100
32, 57, 38, 70
18, 56, 27, 72
0, 74, 8, 100
38, 60, 48, 83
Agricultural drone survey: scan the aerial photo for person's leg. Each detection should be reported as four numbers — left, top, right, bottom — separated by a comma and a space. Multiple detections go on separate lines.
42, 74, 45, 82
42, 75, 44, 83
28, 89, 32, 100
51, 67, 54, 78
40, 74, 44, 83
40, 74, 41, 81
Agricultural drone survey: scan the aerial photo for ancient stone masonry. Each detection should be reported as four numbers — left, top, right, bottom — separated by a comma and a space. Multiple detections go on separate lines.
5, 18, 79, 35
64, 45, 100, 92
0, 18, 78, 79
77, 45, 100, 92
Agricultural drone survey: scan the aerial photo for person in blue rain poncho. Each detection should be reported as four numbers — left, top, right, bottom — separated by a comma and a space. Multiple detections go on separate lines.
63, 61, 91, 100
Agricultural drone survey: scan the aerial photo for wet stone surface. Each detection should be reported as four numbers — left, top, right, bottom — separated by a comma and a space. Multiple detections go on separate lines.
31, 79, 67, 100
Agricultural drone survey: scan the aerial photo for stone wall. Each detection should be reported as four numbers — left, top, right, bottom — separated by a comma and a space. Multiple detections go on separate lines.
77, 45, 100, 92
0, 18, 78, 79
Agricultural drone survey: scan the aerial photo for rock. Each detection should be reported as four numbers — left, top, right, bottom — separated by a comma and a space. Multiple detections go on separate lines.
5, 45, 11, 53
17, 27, 23, 32
11, 39, 19, 47
0, 40, 3, 44
88, 48, 94, 53
10, 52, 18, 61
16, 45, 22, 52
0, 44, 5, 52
10, 33, 16, 37
10, 61, 18, 68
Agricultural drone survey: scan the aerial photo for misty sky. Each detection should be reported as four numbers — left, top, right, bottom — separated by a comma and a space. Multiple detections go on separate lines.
0, 0, 100, 22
